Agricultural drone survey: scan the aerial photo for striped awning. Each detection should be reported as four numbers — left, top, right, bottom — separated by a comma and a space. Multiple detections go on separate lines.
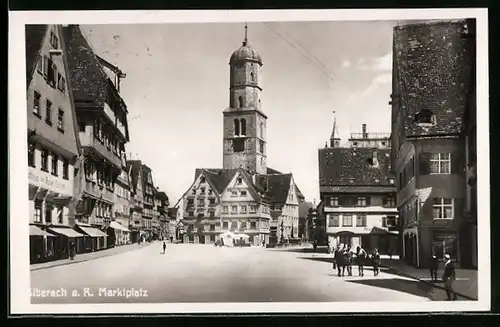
49, 227, 85, 238
78, 226, 108, 238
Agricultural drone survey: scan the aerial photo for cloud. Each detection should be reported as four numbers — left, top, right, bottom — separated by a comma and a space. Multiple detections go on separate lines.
342, 60, 351, 68
356, 52, 392, 71
360, 72, 392, 97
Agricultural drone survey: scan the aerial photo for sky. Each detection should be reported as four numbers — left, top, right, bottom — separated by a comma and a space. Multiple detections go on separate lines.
80, 21, 397, 206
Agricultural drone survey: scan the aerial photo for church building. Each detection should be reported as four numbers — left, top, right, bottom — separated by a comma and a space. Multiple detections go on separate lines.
180, 25, 305, 246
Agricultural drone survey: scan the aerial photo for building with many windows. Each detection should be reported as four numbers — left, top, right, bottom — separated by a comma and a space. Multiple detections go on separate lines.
180, 26, 305, 246
319, 116, 398, 253
391, 20, 476, 268
62, 25, 130, 251
110, 166, 132, 246
26, 24, 84, 263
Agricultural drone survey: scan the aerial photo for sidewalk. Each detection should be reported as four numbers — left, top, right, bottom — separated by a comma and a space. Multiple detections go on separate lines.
381, 258, 478, 300
30, 241, 156, 271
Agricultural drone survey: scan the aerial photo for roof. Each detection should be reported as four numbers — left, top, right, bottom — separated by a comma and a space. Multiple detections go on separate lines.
257, 174, 293, 203
156, 191, 169, 203
393, 20, 474, 138
266, 167, 282, 175
230, 41, 263, 65
25, 25, 48, 86
126, 160, 142, 192
318, 147, 396, 188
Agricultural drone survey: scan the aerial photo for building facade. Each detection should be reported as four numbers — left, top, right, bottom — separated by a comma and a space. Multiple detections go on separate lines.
111, 166, 132, 246
26, 24, 83, 263
391, 20, 476, 268
155, 191, 170, 240
63, 25, 130, 251
319, 117, 399, 253
127, 160, 144, 243
298, 202, 313, 242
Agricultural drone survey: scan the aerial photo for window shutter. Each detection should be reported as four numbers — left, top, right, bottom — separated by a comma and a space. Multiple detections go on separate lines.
451, 149, 464, 174
418, 152, 431, 175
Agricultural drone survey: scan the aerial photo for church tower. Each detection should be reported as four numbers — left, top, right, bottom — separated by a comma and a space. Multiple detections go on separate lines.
328, 111, 341, 148
223, 24, 267, 174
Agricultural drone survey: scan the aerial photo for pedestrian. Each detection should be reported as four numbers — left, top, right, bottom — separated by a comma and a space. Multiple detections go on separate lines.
442, 254, 457, 300
332, 246, 337, 271
262, 239, 265, 248
345, 245, 353, 276
162, 241, 166, 254
313, 240, 317, 254
356, 245, 367, 277
429, 254, 438, 282
372, 248, 381, 276
335, 245, 345, 277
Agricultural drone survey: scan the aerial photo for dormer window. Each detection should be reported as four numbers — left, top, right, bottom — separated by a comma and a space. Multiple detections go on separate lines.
414, 109, 437, 126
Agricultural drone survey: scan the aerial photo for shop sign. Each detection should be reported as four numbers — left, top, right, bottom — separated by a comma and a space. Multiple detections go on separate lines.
28, 169, 70, 195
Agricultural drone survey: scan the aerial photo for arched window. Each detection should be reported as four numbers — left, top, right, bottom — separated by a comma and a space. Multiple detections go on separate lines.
241, 119, 246, 135
250, 72, 255, 82
234, 119, 240, 136
260, 123, 264, 139
238, 96, 244, 108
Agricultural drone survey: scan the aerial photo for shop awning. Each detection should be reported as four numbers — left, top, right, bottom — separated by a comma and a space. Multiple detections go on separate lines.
30, 225, 56, 237
109, 221, 131, 232
49, 227, 85, 238
78, 226, 108, 238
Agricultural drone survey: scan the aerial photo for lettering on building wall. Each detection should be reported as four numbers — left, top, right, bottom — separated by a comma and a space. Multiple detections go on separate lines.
29, 170, 68, 193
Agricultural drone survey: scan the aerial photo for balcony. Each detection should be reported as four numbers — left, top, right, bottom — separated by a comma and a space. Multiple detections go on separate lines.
79, 130, 121, 168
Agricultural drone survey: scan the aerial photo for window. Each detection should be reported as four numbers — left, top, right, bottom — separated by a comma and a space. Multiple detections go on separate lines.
51, 154, 58, 176
430, 153, 451, 174
240, 205, 247, 213
48, 61, 57, 86
231, 191, 238, 197
209, 198, 216, 205
209, 211, 215, 218
45, 100, 52, 125
357, 197, 367, 207
223, 221, 229, 229
260, 123, 264, 139
34, 199, 42, 222
198, 199, 205, 206
210, 224, 215, 231
250, 205, 257, 213
200, 176, 206, 183
189, 211, 194, 217
250, 72, 254, 82
240, 119, 246, 135
328, 214, 339, 227
259, 140, 265, 153
233, 138, 244, 152
45, 204, 53, 224
237, 177, 243, 184
33, 91, 41, 116
200, 187, 206, 194
240, 190, 247, 197
342, 214, 352, 227
56, 206, 63, 224
41, 148, 49, 171
231, 205, 238, 214
187, 199, 194, 205
42, 55, 49, 77
250, 221, 256, 229
385, 197, 396, 208
384, 216, 397, 228
50, 30, 59, 48
240, 222, 247, 229
191, 189, 196, 195
356, 215, 366, 227
222, 205, 228, 214
208, 189, 213, 195
238, 96, 244, 108
57, 109, 64, 132
28, 141, 36, 167
433, 198, 454, 219
36, 54, 44, 74
234, 119, 240, 135
329, 197, 339, 207
58, 75, 66, 93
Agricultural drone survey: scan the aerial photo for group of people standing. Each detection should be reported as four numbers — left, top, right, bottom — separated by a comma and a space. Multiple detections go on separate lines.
331, 244, 381, 277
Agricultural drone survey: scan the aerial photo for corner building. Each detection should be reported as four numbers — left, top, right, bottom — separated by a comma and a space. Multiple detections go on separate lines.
391, 20, 476, 268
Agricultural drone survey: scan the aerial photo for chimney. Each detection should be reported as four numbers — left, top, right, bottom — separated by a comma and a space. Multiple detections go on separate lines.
372, 150, 379, 167
362, 124, 367, 138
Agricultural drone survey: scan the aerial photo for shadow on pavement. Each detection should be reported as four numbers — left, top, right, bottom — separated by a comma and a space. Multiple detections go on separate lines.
269, 247, 329, 254
299, 256, 333, 264
347, 278, 435, 300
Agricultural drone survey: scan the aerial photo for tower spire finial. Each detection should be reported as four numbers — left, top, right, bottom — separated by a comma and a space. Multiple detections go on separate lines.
329, 111, 340, 148
243, 23, 248, 45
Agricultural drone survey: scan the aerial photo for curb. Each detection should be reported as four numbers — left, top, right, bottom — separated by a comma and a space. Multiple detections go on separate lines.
382, 265, 477, 301
30, 242, 155, 272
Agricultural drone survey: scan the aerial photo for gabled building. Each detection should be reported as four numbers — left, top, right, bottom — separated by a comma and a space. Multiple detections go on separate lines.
391, 20, 475, 268
26, 24, 83, 263
179, 25, 306, 246
62, 25, 130, 250
318, 115, 398, 253
155, 191, 170, 240
127, 160, 144, 243
110, 166, 132, 246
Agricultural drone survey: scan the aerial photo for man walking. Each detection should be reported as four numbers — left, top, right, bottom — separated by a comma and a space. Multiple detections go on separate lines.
442, 253, 457, 300
335, 245, 345, 277
345, 245, 353, 276
356, 245, 367, 277
429, 254, 439, 282
372, 248, 381, 276
162, 241, 166, 254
